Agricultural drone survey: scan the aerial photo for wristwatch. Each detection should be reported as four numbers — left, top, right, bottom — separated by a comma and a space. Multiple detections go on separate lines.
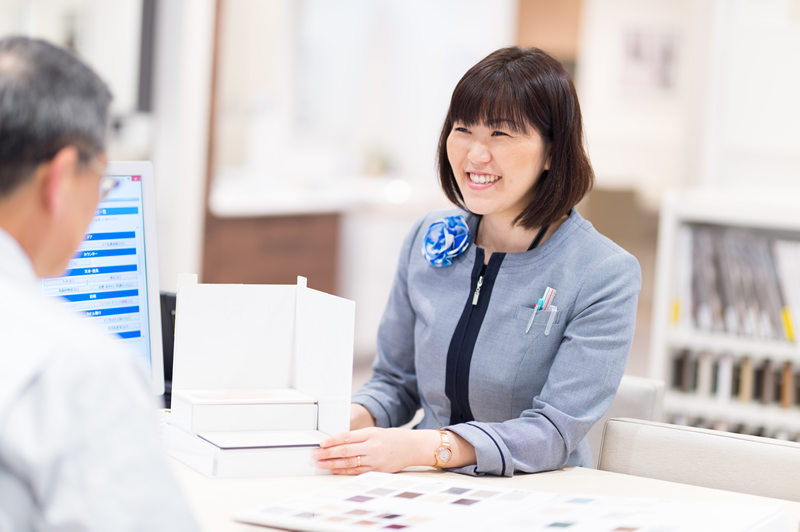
433, 429, 452, 468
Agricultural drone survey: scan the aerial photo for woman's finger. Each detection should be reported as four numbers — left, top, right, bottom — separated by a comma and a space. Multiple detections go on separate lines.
313, 441, 367, 460
319, 429, 370, 449
318, 455, 369, 473
332, 467, 364, 476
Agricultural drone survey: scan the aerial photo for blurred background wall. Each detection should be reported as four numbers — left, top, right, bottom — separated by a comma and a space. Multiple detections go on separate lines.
3, 0, 800, 377
0, 0, 214, 311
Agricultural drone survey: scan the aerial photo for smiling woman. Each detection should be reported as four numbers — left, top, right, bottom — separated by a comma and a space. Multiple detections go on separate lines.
316, 46, 642, 478
439, 47, 593, 256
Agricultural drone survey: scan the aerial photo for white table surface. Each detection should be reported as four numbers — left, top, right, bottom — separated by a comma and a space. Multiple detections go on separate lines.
170, 459, 800, 531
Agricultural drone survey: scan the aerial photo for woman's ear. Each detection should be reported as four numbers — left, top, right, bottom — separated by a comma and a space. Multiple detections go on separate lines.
41, 146, 79, 217
545, 141, 554, 171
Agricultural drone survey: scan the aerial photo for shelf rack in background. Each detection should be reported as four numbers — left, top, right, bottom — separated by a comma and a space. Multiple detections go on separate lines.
650, 189, 800, 441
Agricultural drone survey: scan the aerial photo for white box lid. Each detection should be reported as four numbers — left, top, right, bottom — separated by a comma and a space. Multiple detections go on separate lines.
173, 388, 317, 405
198, 430, 325, 449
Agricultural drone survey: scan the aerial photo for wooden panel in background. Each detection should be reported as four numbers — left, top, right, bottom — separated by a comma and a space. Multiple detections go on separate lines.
201, 214, 340, 295
517, 0, 582, 61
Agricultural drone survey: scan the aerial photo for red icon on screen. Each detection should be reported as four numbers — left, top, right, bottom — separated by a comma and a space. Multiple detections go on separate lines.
132, 176, 141, 181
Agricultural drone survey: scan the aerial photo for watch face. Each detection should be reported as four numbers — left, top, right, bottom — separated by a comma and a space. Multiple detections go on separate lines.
437, 448, 452, 462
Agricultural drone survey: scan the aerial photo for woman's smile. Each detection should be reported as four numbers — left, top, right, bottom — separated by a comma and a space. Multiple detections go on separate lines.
467, 172, 502, 189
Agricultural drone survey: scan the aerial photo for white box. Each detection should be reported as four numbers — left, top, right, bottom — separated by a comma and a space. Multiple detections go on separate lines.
165, 276, 355, 478
163, 423, 329, 478
170, 389, 319, 435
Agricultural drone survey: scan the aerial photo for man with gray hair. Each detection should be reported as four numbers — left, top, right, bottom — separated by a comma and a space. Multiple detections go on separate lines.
0, 36, 199, 530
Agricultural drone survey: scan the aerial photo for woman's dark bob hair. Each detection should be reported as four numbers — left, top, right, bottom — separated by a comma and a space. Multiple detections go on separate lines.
437, 46, 593, 229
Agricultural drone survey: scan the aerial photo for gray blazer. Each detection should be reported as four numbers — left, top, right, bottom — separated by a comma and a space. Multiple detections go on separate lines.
352, 208, 641, 476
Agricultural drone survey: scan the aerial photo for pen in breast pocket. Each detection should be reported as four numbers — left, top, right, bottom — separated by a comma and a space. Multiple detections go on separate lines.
526, 287, 556, 334
545, 305, 558, 336
525, 298, 544, 334
542, 287, 556, 311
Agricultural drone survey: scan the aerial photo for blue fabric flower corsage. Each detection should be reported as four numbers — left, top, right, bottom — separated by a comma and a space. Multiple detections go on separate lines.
422, 215, 470, 267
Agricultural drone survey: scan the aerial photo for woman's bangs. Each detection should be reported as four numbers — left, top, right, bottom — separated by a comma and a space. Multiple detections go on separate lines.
449, 74, 530, 133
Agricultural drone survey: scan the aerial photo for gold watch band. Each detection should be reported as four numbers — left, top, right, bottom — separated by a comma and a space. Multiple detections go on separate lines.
433, 429, 452, 468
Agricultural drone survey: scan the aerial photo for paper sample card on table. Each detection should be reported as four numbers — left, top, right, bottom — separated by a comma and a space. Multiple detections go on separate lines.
234, 472, 787, 531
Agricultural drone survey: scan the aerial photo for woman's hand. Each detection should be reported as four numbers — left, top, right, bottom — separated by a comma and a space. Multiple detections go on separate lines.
313, 428, 440, 475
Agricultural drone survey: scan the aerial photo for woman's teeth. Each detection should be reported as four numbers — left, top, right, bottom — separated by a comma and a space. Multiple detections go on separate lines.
468, 173, 501, 184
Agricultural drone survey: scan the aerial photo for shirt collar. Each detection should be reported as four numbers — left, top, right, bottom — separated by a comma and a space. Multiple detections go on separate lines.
0, 226, 39, 288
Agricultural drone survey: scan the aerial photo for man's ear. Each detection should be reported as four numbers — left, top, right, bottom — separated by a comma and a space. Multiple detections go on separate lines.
42, 146, 80, 216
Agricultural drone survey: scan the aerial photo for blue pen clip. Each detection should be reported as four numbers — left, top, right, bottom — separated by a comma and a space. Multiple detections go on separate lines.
525, 298, 544, 334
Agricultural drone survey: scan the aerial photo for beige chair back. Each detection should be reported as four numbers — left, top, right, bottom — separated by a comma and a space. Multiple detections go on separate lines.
598, 418, 800, 503
587, 375, 664, 467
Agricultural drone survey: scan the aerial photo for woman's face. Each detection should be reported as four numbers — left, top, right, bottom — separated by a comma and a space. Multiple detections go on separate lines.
446, 120, 549, 223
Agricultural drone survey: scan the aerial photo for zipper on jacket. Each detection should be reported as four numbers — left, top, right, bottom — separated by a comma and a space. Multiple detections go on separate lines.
444, 248, 505, 424
472, 276, 483, 305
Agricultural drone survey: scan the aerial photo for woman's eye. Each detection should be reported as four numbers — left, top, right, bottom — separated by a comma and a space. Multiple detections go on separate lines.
491, 130, 509, 137
454, 127, 469, 133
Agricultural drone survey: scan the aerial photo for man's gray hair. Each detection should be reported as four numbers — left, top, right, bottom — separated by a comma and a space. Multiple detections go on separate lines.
0, 36, 112, 197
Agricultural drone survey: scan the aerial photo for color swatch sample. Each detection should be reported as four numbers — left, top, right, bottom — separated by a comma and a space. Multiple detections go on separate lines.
233, 472, 784, 531
235, 472, 554, 531
495, 494, 783, 531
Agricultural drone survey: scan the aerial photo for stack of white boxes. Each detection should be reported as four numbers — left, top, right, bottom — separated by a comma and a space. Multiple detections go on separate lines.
163, 277, 355, 478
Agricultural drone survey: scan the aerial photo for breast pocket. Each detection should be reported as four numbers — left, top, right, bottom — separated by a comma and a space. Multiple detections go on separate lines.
513, 305, 562, 340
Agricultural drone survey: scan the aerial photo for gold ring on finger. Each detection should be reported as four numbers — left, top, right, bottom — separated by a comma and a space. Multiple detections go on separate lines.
357, 455, 362, 468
